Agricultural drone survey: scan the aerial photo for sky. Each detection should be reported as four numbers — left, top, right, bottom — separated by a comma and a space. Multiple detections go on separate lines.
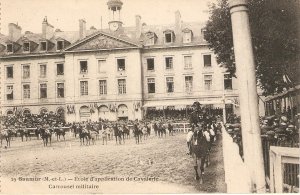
1, 0, 215, 35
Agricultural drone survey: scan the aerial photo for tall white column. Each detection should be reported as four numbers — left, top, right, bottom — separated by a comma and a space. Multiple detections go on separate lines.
229, 0, 266, 193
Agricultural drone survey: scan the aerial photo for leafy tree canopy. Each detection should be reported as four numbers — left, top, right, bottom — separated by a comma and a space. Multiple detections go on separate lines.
204, 0, 299, 96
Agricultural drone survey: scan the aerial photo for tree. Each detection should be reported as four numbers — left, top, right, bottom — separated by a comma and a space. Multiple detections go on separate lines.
204, 0, 300, 96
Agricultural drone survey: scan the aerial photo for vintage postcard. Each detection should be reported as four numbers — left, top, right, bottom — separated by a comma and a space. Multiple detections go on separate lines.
0, 0, 299, 194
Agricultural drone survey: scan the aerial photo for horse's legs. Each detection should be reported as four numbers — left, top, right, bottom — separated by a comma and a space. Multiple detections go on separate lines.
199, 157, 206, 184
194, 157, 200, 181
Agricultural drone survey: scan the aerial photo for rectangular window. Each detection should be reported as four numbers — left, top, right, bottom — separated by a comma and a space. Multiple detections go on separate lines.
98, 59, 106, 73
7, 44, 13, 53
40, 83, 47, 99
23, 84, 30, 99
80, 61, 88, 74
166, 77, 174, 93
23, 42, 30, 52
57, 83, 65, 98
224, 74, 233, 90
6, 85, 13, 100
147, 58, 154, 71
117, 59, 125, 71
57, 64, 64, 75
40, 41, 47, 51
204, 54, 212, 67
147, 78, 155, 93
57, 41, 64, 50
118, 79, 126, 94
184, 56, 192, 69
80, 81, 88, 96
165, 33, 172, 43
99, 80, 107, 95
165, 57, 173, 70
185, 76, 193, 93
204, 75, 212, 90
6, 66, 13, 78
23, 65, 30, 79
40, 65, 47, 78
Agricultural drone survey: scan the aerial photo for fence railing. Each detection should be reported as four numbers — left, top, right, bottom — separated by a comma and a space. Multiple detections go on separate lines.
269, 146, 300, 193
261, 136, 299, 191
172, 123, 191, 133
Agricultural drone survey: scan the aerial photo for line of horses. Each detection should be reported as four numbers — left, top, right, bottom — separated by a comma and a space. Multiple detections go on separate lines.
0, 121, 182, 148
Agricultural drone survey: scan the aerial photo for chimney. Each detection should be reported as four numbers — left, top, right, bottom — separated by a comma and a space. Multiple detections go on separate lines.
8, 23, 22, 42
42, 17, 54, 39
79, 19, 87, 39
135, 15, 142, 38
175, 10, 182, 42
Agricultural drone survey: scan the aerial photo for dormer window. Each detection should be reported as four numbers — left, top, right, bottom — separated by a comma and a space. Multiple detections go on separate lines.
23, 42, 30, 52
183, 29, 193, 43
145, 32, 157, 46
57, 41, 64, 50
7, 44, 13, 53
165, 33, 172, 43
164, 30, 175, 44
40, 41, 47, 51
146, 37, 155, 46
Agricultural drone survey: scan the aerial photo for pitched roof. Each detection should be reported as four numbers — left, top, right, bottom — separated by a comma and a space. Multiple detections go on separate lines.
0, 21, 208, 57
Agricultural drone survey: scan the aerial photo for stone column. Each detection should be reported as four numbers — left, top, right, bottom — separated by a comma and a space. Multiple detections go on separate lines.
228, 0, 266, 192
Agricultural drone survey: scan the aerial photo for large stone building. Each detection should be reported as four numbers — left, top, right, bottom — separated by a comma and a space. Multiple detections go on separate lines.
0, 0, 239, 122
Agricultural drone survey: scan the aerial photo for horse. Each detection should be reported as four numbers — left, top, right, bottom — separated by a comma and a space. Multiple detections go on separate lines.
18, 128, 31, 142
54, 126, 66, 141
78, 126, 89, 146
113, 125, 122, 144
190, 125, 210, 184
168, 123, 174, 136
133, 124, 141, 144
40, 127, 52, 147
158, 124, 166, 138
122, 125, 130, 139
0, 129, 12, 148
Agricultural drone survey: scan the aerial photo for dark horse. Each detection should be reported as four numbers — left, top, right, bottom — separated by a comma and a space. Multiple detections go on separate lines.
191, 125, 210, 184
54, 127, 66, 141
113, 125, 122, 144
133, 124, 142, 144
40, 127, 52, 147
78, 126, 89, 146
158, 123, 166, 138
18, 128, 31, 142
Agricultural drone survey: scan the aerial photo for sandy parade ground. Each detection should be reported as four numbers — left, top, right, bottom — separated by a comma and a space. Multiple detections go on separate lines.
1, 131, 226, 194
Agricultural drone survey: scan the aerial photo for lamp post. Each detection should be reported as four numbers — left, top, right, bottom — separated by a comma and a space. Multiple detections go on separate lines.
228, 0, 266, 192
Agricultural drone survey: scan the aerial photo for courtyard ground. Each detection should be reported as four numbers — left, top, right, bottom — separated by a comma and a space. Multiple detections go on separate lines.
1, 132, 226, 194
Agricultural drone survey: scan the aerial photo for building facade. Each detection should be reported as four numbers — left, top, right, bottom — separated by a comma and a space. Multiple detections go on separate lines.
0, 0, 239, 122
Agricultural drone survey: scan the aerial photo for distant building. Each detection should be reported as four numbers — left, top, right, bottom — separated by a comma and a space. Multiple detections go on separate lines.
0, 0, 239, 122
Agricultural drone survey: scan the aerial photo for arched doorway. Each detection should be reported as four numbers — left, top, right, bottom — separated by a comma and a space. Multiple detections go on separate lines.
6, 110, 13, 117
40, 108, 48, 115
117, 104, 128, 120
23, 109, 31, 116
80, 106, 91, 121
99, 105, 109, 120
57, 107, 65, 120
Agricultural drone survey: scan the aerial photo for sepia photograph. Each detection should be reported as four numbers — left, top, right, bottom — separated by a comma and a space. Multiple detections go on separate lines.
0, 0, 299, 194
